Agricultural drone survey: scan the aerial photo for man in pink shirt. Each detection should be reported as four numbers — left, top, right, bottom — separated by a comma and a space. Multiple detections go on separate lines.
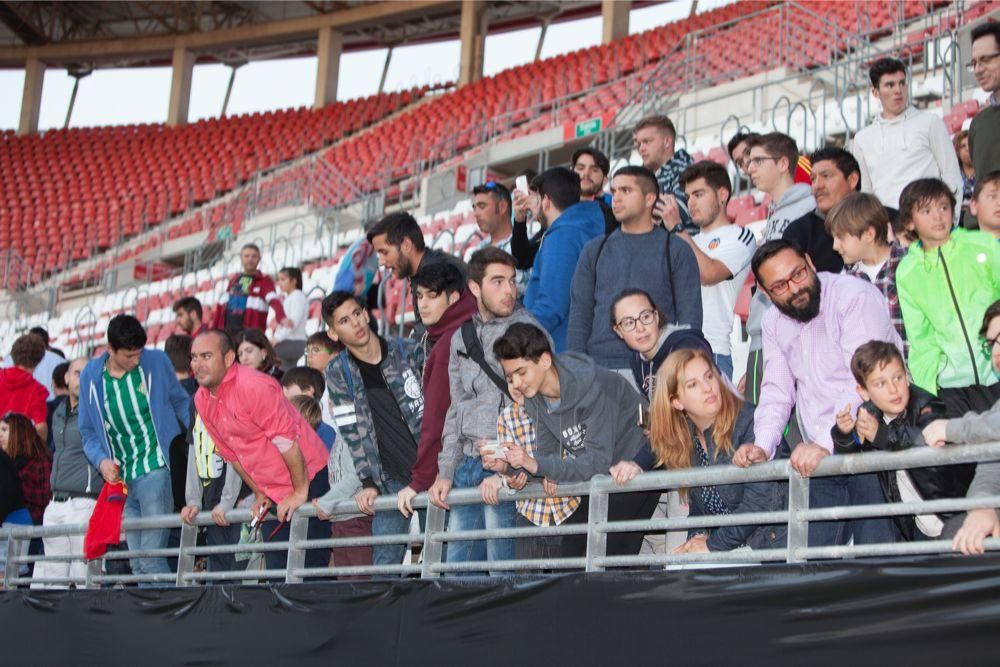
191, 329, 331, 571
733, 239, 903, 547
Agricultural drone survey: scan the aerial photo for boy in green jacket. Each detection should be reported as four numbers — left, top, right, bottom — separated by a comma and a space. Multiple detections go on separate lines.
896, 178, 1000, 417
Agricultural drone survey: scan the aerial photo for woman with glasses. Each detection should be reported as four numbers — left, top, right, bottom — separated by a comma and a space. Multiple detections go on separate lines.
610, 288, 712, 399
236, 328, 284, 382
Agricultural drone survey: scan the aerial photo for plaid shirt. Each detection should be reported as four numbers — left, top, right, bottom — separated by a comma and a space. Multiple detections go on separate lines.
498, 404, 580, 526
845, 242, 909, 356
15, 454, 52, 524
656, 148, 696, 234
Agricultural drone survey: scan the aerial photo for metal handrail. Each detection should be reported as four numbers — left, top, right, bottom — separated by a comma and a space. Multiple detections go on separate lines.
5, 441, 1000, 588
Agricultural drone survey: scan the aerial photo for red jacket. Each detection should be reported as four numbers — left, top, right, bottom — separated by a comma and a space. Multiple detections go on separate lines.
0, 367, 48, 426
212, 271, 286, 331
409, 290, 478, 492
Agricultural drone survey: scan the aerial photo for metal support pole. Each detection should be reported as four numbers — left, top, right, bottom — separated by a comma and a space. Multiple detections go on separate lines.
285, 512, 309, 584
85, 557, 102, 590
64, 70, 91, 129
221, 63, 244, 117
585, 481, 609, 572
421, 504, 447, 578
4, 535, 16, 589
175, 522, 198, 587
378, 47, 394, 95
786, 472, 810, 564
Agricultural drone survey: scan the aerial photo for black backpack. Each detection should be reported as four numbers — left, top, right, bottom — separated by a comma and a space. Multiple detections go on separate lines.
457, 320, 511, 400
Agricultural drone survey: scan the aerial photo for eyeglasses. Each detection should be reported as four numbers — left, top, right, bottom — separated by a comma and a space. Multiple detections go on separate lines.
966, 52, 1000, 72
745, 156, 778, 168
983, 334, 1000, 356
616, 309, 657, 332
766, 265, 811, 296
305, 346, 330, 356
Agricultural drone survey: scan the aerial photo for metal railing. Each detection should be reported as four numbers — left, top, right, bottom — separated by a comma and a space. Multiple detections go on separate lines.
5, 442, 1000, 588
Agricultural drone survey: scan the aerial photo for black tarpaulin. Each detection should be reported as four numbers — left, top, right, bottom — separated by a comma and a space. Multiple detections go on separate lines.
4, 554, 1000, 666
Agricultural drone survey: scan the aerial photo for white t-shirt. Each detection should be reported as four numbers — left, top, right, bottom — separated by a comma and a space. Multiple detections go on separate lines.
856, 257, 888, 283
273, 289, 308, 342
693, 225, 755, 356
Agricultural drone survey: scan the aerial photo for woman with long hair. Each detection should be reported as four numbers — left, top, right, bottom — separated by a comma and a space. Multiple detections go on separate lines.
1, 412, 51, 526
612, 348, 786, 554
273, 267, 309, 372
236, 328, 283, 382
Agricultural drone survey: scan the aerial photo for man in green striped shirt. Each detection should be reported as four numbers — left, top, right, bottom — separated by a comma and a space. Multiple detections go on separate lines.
80, 315, 191, 586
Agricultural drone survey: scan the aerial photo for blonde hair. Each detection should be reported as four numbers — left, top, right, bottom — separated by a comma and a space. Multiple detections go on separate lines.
825, 192, 889, 245
648, 348, 742, 499
290, 394, 322, 430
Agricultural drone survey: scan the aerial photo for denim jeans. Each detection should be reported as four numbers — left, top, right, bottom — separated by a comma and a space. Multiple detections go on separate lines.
808, 473, 900, 547
713, 354, 734, 381
372, 476, 423, 569
123, 466, 173, 586
446, 455, 516, 575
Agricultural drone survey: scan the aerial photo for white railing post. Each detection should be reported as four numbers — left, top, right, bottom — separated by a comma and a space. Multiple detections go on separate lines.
285, 512, 309, 584
585, 480, 608, 572
175, 522, 198, 587
786, 471, 811, 564
3, 532, 16, 589
420, 504, 447, 579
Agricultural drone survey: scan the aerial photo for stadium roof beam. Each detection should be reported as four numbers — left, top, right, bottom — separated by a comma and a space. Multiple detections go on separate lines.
458, 0, 486, 86
314, 26, 343, 109
602, 0, 630, 45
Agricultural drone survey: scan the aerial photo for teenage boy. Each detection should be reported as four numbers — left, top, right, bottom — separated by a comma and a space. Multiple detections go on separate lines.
826, 192, 909, 350
670, 160, 755, 379
831, 341, 973, 541
743, 132, 815, 404
851, 58, 963, 224
429, 248, 543, 571
322, 291, 425, 569
492, 322, 659, 557
304, 331, 340, 372
896, 178, 1000, 417
395, 262, 477, 519
970, 170, 1000, 239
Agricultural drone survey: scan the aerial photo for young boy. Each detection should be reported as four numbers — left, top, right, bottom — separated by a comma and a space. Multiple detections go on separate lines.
832, 341, 974, 541
827, 192, 909, 351
970, 170, 1000, 239
895, 178, 1000, 417
305, 331, 341, 373
281, 366, 337, 448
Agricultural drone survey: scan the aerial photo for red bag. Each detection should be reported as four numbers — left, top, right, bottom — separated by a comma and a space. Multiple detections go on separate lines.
83, 481, 128, 560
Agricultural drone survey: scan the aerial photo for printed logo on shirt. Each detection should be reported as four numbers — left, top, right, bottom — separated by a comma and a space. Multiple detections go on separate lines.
561, 423, 587, 458
402, 369, 422, 400
643, 373, 656, 397
707, 237, 721, 250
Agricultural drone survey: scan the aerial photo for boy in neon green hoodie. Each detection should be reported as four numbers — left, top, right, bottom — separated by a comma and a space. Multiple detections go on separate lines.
896, 178, 1000, 417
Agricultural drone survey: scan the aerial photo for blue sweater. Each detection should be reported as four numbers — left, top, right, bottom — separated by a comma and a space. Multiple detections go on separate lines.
524, 200, 605, 352
80, 349, 192, 472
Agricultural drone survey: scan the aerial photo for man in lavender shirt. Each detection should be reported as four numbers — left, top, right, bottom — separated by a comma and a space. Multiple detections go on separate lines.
732, 239, 903, 546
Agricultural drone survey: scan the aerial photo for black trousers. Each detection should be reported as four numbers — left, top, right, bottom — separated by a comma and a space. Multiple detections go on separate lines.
559, 490, 661, 560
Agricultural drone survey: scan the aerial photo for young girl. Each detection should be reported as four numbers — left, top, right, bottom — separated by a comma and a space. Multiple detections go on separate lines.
236, 328, 284, 382
612, 348, 787, 554
273, 267, 308, 372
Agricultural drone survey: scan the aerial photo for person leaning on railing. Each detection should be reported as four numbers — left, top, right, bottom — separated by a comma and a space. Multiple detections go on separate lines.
610, 347, 788, 555
923, 300, 1000, 555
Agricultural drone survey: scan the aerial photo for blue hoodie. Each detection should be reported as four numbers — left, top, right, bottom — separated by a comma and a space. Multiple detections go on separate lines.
80, 349, 192, 472
524, 200, 605, 351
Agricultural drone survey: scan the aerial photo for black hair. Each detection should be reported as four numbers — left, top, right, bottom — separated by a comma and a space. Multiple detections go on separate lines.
236, 328, 278, 372
471, 181, 513, 216
609, 288, 666, 329
493, 322, 553, 362
726, 131, 758, 161
611, 165, 660, 196
533, 167, 583, 211
28, 327, 49, 346
52, 361, 70, 390
241, 243, 261, 254
679, 160, 732, 198
808, 146, 862, 190
898, 178, 956, 227
321, 290, 360, 325
571, 147, 611, 177
164, 334, 193, 374
279, 266, 303, 290
750, 239, 806, 286
982, 299, 1000, 338
467, 247, 517, 286
107, 314, 147, 351
413, 261, 465, 297
971, 21, 1000, 51
973, 170, 1000, 200
868, 57, 906, 88
172, 296, 203, 319
366, 211, 426, 252
281, 366, 326, 398
307, 330, 340, 353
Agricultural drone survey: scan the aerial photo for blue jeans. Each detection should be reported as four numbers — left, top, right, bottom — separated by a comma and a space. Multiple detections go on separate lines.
713, 354, 733, 380
807, 474, 900, 547
123, 467, 173, 586
372, 476, 423, 569
446, 455, 516, 575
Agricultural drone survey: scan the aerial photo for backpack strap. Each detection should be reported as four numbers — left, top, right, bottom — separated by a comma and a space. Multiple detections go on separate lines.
458, 320, 511, 399
338, 353, 354, 401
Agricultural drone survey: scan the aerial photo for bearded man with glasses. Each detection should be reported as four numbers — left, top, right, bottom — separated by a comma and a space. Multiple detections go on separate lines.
732, 239, 904, 548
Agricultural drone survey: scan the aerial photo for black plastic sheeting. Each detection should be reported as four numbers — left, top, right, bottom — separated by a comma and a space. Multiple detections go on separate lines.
5, 555, 1000, 666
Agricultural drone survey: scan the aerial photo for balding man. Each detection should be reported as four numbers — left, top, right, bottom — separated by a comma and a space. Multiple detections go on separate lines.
190, 329, 331, 571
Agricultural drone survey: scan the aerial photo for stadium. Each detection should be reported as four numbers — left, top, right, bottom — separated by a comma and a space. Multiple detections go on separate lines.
1, 0, 1000, 663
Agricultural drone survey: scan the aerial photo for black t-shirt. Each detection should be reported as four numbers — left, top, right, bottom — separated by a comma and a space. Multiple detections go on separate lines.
352, 338, 417, 487
783, 210, 844, 274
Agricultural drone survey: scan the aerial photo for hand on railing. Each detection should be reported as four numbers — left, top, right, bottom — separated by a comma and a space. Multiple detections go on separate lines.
790, 443, 830, 478
397, 486, 418, 518
732, 443, 768, 468
429, 476, 452, 510
952, 509, 1000, 556
610, 461, 643, 486
354, 488, 378, 517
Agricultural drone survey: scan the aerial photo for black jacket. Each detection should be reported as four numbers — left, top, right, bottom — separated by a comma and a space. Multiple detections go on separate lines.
0, 448, 25, 523
831, 385, 974, 541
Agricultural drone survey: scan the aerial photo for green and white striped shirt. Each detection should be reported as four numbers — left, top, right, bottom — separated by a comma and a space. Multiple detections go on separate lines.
103, 365, 164, 482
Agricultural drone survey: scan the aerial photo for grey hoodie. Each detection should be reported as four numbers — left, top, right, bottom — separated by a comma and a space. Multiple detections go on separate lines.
947, 397, 1000, 498
438, 306, 548, 481
747, 183, 816, 350
50, 398, 100, 495
524, 352, 647, 482
314, 434, 365, 521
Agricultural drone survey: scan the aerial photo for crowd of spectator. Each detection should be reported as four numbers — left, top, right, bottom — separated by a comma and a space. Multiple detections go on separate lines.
3, 25, 1000, 586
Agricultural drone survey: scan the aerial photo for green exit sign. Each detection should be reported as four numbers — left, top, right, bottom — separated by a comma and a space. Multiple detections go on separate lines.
575, 117, 603, 137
